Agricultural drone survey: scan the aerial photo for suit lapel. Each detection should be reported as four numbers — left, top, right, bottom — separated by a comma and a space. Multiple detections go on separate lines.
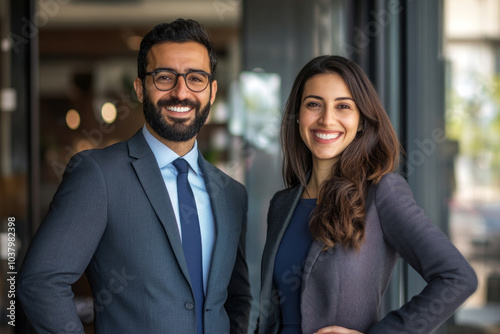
128, 131, 190, 281
261, 185, 303, 293
301, 240, 323, 282
257, 185, 304, 331
265, 184, 325, 284
197, 155, 231, 295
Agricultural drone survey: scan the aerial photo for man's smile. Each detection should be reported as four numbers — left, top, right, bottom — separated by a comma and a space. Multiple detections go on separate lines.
166, 106, 193, 113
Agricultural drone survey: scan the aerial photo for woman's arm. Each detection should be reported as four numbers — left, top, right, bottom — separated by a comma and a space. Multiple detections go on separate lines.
369, 173, 477, 333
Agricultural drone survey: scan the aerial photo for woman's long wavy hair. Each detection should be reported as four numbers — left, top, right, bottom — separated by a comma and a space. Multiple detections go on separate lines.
281, 55, 401, 250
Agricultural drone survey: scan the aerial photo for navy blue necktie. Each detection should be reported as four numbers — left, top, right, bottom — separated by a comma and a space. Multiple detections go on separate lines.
173, 158, 204, 334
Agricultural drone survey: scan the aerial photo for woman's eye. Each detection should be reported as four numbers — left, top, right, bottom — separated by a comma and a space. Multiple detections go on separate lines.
306, 102, 321, 108
337, 104, 351, 109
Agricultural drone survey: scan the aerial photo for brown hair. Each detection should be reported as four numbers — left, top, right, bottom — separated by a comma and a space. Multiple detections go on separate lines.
281, 55, 401, 249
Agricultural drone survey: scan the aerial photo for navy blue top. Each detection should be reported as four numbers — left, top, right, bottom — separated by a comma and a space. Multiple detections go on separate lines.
273, 198, 316, 334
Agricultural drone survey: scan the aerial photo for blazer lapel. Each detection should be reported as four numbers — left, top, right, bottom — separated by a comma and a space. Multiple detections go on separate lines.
257, 185, 304, 332
128, 130, 190, 281
197, 155, 231, 295
265, 181, 325, 286
301, 240, 323, 282
261, 184, 303, 292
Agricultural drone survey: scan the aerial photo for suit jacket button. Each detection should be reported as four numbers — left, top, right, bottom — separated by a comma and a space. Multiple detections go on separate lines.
185, 302, 194, 310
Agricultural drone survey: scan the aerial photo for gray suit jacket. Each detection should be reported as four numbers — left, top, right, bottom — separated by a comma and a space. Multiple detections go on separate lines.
258, 173, 477, 334
18, 130, 251, 334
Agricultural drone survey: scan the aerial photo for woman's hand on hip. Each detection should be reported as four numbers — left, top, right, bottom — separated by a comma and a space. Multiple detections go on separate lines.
314, 325, 363, 334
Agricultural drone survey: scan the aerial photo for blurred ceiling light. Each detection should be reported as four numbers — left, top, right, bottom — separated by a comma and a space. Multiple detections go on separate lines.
66, 109, 80, 130
1, 37, 11, 52
101, 102, 117, 124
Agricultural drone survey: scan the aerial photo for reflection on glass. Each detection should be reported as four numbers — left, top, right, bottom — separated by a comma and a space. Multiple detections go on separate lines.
238, 71, 281, 154
445, 0, 500, 331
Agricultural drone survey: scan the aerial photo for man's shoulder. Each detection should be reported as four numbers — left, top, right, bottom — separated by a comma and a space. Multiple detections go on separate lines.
74, 140, 128, 163
65, 132, 143, 174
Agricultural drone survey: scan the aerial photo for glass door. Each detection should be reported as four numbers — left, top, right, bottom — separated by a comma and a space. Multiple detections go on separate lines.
444, 0, 500, 332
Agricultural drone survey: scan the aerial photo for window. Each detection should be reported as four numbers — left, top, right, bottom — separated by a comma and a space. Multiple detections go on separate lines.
444, 0, 500, 331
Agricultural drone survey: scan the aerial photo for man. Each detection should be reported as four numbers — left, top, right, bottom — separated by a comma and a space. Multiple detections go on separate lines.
18, 19, 251, 334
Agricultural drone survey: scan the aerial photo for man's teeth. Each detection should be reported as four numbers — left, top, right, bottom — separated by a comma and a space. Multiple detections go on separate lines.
314, 132, 341, 140
167, 106, 191, 112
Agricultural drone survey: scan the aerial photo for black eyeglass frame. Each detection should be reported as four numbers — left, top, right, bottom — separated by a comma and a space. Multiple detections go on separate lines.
143, 69, 213, 93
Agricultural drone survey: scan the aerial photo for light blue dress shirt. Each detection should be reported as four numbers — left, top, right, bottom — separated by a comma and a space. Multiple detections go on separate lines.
142, 125, 215, 293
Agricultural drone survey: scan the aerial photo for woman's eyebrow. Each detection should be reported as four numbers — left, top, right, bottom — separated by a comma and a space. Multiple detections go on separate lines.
302, 95, 324, 102
302, 95, 355, 102
335, 97, 354, 101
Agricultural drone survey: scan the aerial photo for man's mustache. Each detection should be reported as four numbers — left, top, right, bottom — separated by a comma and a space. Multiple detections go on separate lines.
157, 97, 199, 108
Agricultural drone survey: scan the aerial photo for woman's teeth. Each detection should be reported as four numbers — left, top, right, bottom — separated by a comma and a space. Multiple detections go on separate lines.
314, 132, 341, 140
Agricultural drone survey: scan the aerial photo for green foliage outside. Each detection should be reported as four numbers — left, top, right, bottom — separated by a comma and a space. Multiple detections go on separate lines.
446, 74, 500, 186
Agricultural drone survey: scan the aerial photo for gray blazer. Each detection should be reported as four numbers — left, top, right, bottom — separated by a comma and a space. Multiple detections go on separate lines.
18, 130, 251, 334
258, 173, 477, 334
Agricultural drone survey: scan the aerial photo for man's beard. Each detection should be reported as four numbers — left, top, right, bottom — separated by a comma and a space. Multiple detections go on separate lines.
142, 90, 211, 142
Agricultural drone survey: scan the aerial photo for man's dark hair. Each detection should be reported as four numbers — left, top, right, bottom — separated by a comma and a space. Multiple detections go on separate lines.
137, 19, 217, 80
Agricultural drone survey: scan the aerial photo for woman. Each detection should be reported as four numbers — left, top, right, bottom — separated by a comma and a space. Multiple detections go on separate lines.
257, 55, 477, 334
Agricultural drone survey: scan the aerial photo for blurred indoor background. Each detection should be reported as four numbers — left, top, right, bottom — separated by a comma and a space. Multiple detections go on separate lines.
1, 0, 499, 333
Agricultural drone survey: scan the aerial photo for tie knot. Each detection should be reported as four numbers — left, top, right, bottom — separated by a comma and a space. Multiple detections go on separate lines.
173, 158, 189, 174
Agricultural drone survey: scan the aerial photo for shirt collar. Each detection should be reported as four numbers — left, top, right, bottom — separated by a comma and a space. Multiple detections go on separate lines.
142, 125, 200, 175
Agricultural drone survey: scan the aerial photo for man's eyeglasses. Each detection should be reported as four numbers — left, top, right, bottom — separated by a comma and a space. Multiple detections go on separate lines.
144, 69, 212, 93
